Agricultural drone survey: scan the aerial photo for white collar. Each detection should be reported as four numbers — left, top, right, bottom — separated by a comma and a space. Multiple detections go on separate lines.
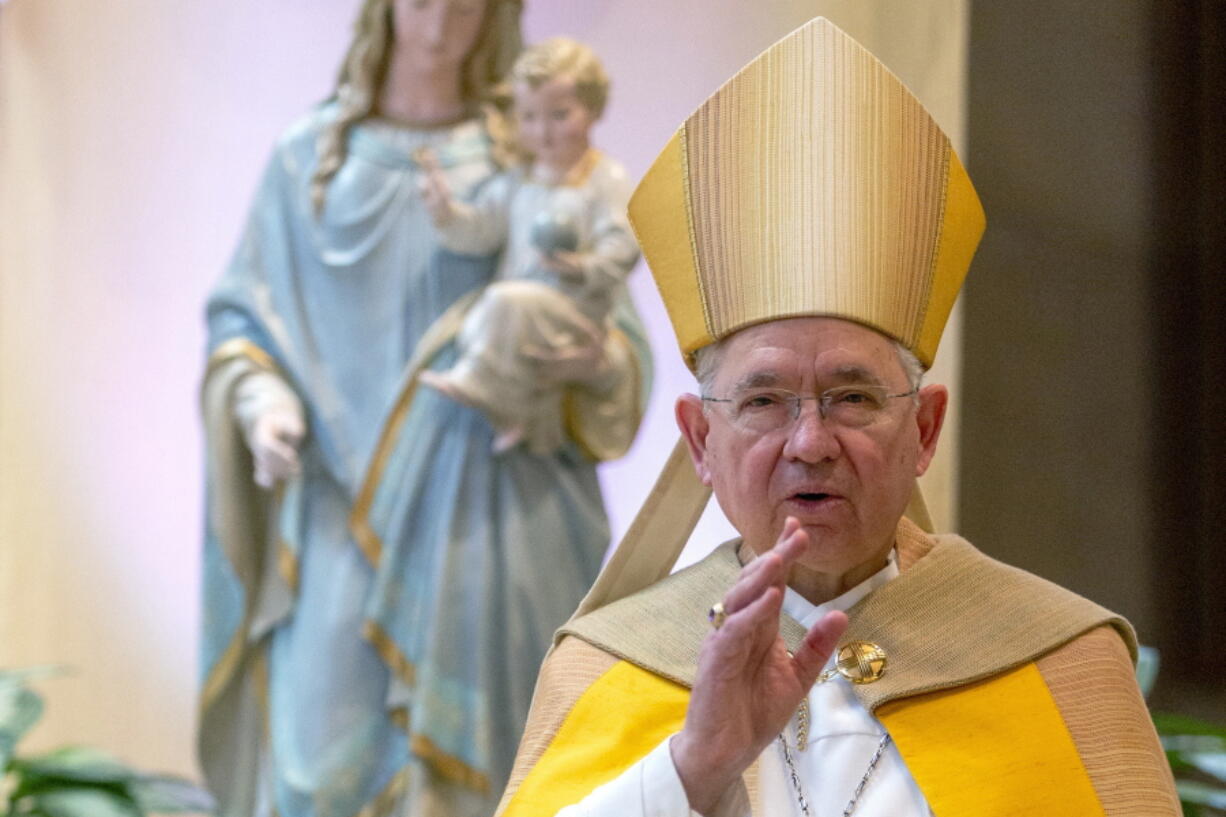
781, 549, 900, 630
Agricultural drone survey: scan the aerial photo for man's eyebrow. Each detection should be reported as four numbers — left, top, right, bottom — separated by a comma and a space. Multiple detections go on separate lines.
826, 364, 887, 385
727, 364, 890, 392
730, 370, 785, 391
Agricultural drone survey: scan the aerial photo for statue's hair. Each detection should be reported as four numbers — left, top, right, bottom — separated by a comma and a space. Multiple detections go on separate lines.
510, 37, 610, 117
310, 0, 524, 214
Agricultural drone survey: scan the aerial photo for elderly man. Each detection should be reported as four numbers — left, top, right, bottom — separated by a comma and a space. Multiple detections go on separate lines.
495, 18, 1179, 817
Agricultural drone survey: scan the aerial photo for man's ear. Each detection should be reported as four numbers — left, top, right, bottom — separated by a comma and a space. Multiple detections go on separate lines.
675, 393, 714, 486
913, 384, 948, 477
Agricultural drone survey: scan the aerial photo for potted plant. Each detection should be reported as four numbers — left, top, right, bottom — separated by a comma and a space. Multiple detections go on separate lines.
1137, 647, 1226, 816
1, 667, 214, 817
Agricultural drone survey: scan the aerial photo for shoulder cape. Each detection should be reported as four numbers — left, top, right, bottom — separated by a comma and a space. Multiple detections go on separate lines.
497, 519, 1179, 816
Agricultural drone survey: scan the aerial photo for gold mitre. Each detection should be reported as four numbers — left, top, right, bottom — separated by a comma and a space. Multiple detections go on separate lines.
568, 17, 976, 622
628, 17, 986, 370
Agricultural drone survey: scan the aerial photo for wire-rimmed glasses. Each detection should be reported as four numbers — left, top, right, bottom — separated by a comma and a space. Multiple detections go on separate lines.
701, 385, 919, 433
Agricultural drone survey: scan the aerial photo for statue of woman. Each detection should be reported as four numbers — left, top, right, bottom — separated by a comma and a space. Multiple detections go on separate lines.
198, 2, 651, 815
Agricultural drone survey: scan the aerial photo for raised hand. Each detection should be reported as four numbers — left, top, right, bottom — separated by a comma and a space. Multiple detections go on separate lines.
670, 517, 849, 814
415, 147, 456, 225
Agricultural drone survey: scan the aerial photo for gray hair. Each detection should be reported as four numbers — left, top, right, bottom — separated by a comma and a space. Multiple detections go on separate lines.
895, 343, 924, 392
693, 342, 725, 396
694, 334, 925, 397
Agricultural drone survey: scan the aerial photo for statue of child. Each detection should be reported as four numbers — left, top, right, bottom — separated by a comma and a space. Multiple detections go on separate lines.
419, 37, 640, 454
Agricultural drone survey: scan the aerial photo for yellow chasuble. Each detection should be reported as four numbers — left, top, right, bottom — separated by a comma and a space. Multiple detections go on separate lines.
497, 520, 1179, 816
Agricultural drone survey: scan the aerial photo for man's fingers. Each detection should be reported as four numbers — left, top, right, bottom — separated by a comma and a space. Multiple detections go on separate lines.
722, 519, 804, 615
710, 584, 783, 669
792, 610, 849, 685
769, 517, 812, 571
735, 518, 800, 582
775, 515, 801, 546
743, 585, 787, 668
722, 551, 788, 618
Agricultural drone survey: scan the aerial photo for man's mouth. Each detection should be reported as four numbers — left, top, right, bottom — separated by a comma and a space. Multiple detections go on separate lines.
787, 490, 846, 506
793, 492, 831, 502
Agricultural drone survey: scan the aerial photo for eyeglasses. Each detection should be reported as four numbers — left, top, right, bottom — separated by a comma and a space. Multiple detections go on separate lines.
701, 385, 919, 433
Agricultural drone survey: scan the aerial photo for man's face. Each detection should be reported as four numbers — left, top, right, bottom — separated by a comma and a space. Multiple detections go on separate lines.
677, 317, 946, 579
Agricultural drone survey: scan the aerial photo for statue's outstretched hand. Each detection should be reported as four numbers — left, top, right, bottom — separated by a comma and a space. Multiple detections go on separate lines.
249, 410, 304, 489
233, 371, 306, 490
670, 517, 848, 814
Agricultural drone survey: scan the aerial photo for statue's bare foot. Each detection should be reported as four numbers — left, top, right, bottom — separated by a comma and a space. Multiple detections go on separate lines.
492, 426, 526, 454
419, 370, 471, 406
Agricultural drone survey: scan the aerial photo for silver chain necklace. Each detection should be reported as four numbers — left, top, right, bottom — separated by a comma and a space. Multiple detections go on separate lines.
776, 640, 892, 815
777, 730, 892, 817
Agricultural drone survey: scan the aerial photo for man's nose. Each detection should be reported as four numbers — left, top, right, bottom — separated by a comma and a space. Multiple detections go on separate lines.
781, 402, 841, 463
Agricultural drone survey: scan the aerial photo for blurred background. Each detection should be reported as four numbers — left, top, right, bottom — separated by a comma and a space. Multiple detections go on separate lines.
1, 0, 1221, 787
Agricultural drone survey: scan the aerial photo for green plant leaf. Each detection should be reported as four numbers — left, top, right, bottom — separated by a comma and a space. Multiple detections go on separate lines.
1177, 779, 1226, 809
129, 774, 216, 814
1136, 645, 1160, 698
1156, 713, 1226, 740
1165, 735, 1226, 756
24, 788, 143, 817
0, 666, 70, 773
14, 746, 135, 785
1169, 749, 1199, 774
1186, 752, 1226, 784
12, 776, 131, 803
0, 686, 44, 770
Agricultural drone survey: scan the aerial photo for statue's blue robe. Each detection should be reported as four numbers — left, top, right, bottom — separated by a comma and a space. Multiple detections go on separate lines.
200, 105, 651, 817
